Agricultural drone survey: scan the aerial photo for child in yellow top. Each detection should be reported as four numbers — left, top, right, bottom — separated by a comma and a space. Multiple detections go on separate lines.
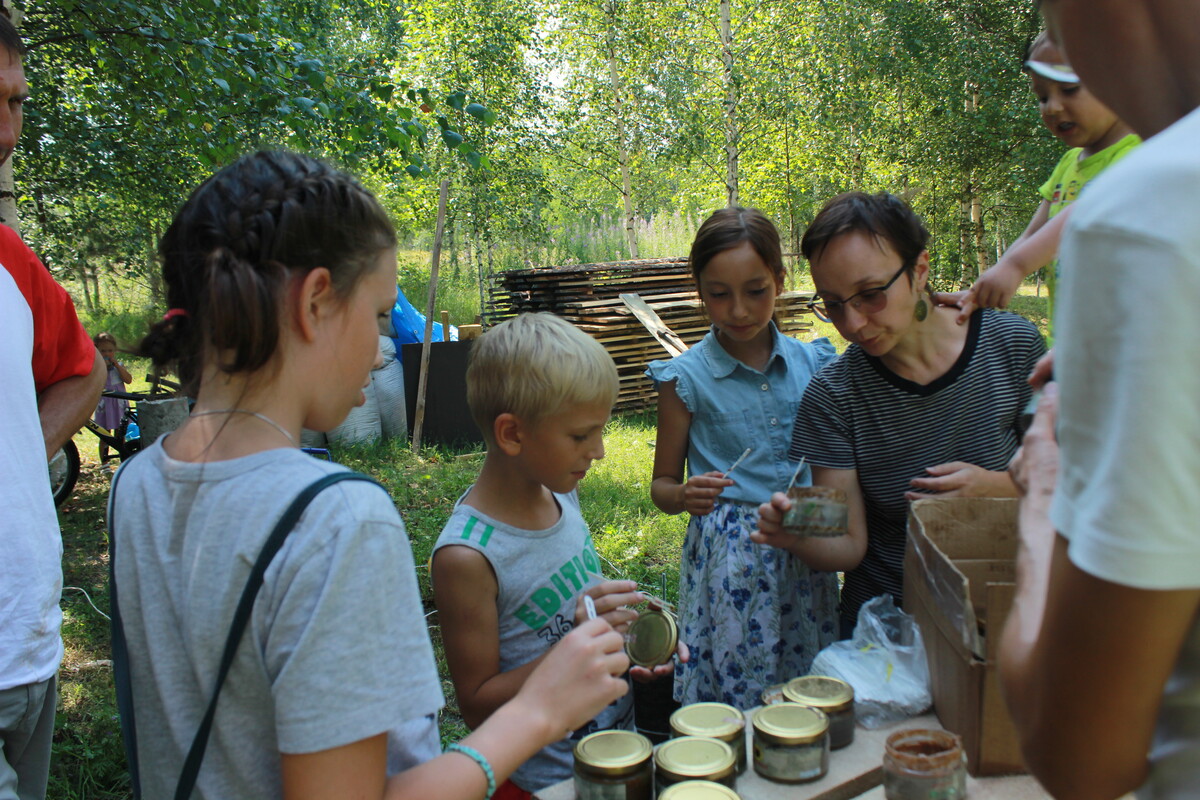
941, 33, 1138, 331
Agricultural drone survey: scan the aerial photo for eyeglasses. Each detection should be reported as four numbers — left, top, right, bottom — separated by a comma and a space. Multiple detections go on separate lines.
808, 263, 908, 323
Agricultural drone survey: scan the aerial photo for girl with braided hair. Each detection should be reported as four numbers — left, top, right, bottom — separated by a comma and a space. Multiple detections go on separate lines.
111, 151, 629, 800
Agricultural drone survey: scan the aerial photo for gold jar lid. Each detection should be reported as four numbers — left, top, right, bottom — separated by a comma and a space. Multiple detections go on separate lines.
654, 736, 737, 782
625, 607, 678, 668
659, 779, 743, 800
574, 730, 652, 777
783, 675, 854, 712
670, 703, 745, 741
752, 703, 829, 746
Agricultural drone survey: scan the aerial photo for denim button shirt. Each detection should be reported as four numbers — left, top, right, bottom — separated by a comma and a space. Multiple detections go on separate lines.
646, 323, 838, 506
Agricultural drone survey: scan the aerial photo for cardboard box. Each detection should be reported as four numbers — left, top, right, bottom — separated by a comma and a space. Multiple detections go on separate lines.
905, 498, 1025, 776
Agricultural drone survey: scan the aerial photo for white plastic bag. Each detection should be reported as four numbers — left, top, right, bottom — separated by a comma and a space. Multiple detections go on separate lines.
327, 378, 382, 445
374, 336, 408, 441
809, 595, 931, 728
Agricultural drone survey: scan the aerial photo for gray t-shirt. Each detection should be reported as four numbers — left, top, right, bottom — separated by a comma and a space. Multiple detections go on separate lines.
434, 490, 634, 792
112, 442, 443, 799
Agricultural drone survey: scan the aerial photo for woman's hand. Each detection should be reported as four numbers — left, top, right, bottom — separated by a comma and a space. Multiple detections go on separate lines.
752, 481, 869, 572
679, 471, 733, 516
906, 461, 1017, 500
751, 491, 796, 551
575, 580, 642, 634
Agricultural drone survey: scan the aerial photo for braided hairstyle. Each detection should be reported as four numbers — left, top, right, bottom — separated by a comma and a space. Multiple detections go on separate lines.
142, 151, 396, 394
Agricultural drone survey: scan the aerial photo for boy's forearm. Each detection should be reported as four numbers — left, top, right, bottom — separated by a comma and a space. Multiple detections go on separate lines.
458, 655, 547, 730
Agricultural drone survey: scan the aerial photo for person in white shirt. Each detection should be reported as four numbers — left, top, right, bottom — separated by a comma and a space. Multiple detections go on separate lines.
1000, 2, 1200, 799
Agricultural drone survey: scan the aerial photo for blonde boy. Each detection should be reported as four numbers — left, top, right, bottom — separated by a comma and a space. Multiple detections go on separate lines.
432, 312, 647, 796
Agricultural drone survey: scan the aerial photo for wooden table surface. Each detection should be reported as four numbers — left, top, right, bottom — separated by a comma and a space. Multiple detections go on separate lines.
534, 714, 1049, 800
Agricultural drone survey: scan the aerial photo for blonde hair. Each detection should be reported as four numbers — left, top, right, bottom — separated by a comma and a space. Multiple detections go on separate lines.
467, 312, 619, 440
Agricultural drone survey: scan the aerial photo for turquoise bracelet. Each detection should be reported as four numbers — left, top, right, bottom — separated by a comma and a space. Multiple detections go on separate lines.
446, 742, 496, 800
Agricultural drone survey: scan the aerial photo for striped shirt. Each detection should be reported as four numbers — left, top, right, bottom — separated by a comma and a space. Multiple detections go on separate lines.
789, 309, 1045, 626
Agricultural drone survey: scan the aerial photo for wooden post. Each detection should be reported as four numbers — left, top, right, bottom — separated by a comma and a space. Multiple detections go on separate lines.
441, 310, 450, 342
412, 180, 450, 452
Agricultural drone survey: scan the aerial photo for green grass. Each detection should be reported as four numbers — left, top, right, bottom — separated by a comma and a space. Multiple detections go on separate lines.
53, 446, 130, 799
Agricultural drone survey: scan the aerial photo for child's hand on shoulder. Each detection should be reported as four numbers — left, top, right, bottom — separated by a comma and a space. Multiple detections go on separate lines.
940, 260, 1026, 325
576, 580, 642, 634
681, 471, 734, 516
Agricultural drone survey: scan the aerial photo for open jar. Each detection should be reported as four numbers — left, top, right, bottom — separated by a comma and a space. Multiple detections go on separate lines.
881, 728, 966, 800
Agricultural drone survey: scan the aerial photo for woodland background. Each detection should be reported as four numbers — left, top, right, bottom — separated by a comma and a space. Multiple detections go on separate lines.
8, 0, 1049, 336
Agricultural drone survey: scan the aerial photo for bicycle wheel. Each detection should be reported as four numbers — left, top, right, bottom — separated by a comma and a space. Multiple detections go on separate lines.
49, 439, 80, 507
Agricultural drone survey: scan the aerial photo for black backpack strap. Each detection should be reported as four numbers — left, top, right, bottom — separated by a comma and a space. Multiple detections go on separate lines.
109, 469, 382, 800
108, 464, 141, 798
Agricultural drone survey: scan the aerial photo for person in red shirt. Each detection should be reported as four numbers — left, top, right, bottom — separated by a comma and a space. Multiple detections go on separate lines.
0, 11, 105, 800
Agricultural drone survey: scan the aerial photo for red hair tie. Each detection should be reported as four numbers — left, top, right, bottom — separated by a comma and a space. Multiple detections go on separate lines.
163, 308, 188, 321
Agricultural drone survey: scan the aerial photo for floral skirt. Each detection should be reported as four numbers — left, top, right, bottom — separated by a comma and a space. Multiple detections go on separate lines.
673, 501, 839, 709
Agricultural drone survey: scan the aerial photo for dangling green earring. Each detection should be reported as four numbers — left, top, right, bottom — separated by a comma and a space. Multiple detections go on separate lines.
914, 296, 929, 322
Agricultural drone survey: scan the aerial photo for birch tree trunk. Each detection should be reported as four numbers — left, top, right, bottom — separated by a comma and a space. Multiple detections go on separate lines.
0, 0, 21, 235
959, 194, 972, 290
959, 81, 988, 287
605, 28, 638, 258
147, 223, 163, 307
971, 188, 987, 279
720, 0, 738, 207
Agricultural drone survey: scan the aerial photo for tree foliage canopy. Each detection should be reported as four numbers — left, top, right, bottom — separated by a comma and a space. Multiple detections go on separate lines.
12, 0, 1054, 307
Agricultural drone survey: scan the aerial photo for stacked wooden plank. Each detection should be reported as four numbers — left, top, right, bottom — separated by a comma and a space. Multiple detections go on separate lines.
485, 258, 817, 413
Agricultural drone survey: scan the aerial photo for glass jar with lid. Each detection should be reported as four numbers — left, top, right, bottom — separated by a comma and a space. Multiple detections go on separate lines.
669, 702, 747, 773
751, 703, 830, 783
658, 779, 743, 800
783, 675, 856, 749
573, 729, 653, 800
653, 735, 737, 795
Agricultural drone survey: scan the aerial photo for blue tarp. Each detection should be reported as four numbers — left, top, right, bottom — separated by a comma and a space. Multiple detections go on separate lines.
388, 285, 458, 360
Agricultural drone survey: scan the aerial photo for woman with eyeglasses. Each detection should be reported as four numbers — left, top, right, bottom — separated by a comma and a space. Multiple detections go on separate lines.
752, 192, 1046, 635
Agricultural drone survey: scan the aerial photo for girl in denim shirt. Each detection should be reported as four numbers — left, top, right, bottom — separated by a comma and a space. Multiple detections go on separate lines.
646, 208, 839, 709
